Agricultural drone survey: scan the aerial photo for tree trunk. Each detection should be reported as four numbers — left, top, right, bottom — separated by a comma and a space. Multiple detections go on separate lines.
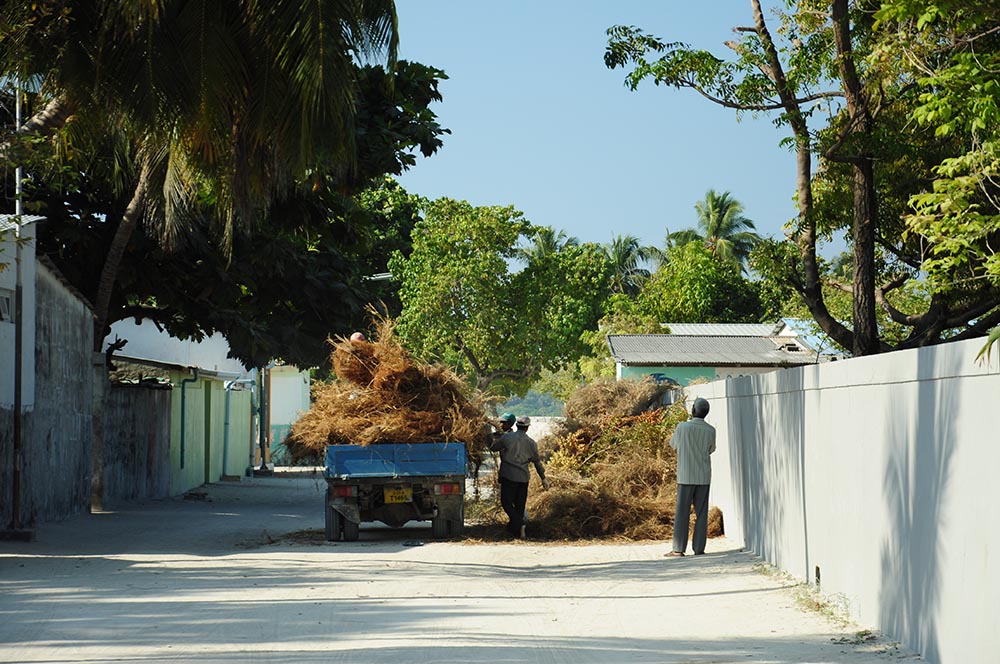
17, 95, 74, 137
752, 0, 855, 351
832, 0, 880, 355
92, 162, 151, 351
851, 158, 879, 355
0, 95, 74, 162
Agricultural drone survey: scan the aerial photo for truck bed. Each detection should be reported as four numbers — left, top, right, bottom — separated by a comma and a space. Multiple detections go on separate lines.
324, 442, 468, 479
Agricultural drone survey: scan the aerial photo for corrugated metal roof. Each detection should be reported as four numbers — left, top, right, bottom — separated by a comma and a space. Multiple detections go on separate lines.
661, 322, 786, 336
0, 214, 43, 232
607, 334, 816, 367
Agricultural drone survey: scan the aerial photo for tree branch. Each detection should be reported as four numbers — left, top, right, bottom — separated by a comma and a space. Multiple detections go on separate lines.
949, 307, 1000, 342
874, 274, 921, 325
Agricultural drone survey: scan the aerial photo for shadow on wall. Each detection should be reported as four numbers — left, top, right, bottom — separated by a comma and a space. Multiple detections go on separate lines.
878, 350, 959, 663
728, 368, 808, 577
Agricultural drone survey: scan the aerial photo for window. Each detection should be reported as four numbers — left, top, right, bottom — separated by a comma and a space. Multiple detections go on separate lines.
0, 289, 13, 323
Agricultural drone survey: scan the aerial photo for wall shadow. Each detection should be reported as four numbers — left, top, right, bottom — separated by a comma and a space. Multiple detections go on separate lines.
727, 368, 807, 577
877, 349, 960, 663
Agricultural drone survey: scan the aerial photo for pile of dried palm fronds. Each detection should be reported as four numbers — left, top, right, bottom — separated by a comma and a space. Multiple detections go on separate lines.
492, 378, 723, 541
285, 318, 491, 464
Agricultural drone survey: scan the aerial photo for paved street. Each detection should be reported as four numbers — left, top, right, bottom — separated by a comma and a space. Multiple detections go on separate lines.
0, 473, 921, 663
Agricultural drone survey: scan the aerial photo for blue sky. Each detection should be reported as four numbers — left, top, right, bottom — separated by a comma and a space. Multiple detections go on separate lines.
394, 1, 826, 254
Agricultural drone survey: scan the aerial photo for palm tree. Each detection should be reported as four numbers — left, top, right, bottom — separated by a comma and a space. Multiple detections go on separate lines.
516, 226, 579, 263
604, 234, 656, 296
1, 0, 398, 347
671, 190, 761, 273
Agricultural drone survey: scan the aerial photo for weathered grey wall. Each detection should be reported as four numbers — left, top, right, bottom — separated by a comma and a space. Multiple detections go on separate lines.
103, 384, 171, 505
689, 337, 1000, 664
0, 408, 13, 526
19, 264, 94, 525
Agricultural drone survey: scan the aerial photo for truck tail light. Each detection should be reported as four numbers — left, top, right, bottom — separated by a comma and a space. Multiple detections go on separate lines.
332, 485, 357, 498
434, 483, 462, 495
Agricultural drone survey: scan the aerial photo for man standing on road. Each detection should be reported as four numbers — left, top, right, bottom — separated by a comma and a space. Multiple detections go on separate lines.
667, 397, 716, 557
490, 415, 548, 539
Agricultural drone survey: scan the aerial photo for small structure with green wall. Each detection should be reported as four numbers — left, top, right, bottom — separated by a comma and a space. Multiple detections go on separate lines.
108, 318, 256, 496
607, 330, 819, 387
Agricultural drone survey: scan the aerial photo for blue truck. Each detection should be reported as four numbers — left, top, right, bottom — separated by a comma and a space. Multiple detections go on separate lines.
323, 442, 468, 541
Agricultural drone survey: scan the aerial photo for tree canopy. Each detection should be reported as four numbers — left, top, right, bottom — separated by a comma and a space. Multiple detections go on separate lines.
4, 57, 448, 369
606, 0, 1000, 356
389, 199, 611, 394
669, 190, 760, 274
1, 0, 400, 349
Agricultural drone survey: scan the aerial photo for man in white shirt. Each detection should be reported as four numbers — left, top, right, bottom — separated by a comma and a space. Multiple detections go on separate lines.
667, 397, 716, 556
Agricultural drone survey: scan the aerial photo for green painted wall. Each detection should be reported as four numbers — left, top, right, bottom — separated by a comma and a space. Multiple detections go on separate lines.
620, 365, 715, 386
169, 375, 255, 495
170, 374, 206, 495
224, 390, 253, 477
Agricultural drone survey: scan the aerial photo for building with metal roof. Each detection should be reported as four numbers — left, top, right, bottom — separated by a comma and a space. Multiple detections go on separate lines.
661, 322, 791, 337
607, 333, 819, 385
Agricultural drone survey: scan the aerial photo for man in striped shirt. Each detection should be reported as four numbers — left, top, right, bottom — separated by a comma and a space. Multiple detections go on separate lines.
667, 397, 716, 557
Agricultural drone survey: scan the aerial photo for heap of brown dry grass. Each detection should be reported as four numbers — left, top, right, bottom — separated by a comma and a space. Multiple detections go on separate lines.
286, 318, 491, 463
494, 379, 723, 541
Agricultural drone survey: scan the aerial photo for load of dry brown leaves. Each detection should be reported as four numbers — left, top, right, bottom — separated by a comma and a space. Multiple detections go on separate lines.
487, 378, 723, 541
285, 318, 491, 464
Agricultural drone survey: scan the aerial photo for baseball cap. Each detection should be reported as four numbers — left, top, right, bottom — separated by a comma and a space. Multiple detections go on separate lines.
500, 412, 516, 423
515, 416, 531, 427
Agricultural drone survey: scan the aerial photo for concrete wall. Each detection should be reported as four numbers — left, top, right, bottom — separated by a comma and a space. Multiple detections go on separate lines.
11, 263, 93, 525
103, 385, 171, 505
268, 366, 308, 464
688, 337, 1000, 664
269, 366, 309, 426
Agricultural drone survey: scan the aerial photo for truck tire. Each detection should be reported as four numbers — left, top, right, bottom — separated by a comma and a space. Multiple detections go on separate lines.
325, 505, 342, 542
449, 503, 465, 536
431, 515, 449, 538
342, 518, 360, 542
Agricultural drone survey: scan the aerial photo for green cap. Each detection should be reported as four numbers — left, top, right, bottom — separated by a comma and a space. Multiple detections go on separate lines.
500, 412, 516, 423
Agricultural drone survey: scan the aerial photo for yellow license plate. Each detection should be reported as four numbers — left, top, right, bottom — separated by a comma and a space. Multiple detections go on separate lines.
384, 487, 412, 504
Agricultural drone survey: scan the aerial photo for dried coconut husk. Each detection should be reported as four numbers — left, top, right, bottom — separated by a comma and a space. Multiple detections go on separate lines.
286, 317, 491, 466
563, 377, 671, 423
332, 338, 377, 386
491, 395, 724, 542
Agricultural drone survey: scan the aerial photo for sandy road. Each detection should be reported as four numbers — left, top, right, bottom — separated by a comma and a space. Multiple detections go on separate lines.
0, 473, 921, 663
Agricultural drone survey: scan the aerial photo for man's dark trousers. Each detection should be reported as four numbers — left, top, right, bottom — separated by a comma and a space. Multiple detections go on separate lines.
673, 483, 710, 554
499, 478, 529, 534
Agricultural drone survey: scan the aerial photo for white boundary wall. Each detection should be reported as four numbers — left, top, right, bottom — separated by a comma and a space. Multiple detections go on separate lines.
687, 337, 1000, 664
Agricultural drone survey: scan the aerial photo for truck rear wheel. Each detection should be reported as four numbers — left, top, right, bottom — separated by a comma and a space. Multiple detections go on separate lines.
342, 518, 360, 542
432, 503, 464, 538
450, 503, 465, 536
325, 505, 342, 542
431, 515, 449, 538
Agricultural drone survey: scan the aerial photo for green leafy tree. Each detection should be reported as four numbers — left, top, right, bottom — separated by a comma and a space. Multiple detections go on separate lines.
638, 242, 762, 324
0, 0, 398, 348
669, 190, 760, 273
578, 294, 662, 382
14, 58, 447, 368
604, 234, 656, 296
515, 226, 579, 263
874, 0, 1000, 358
606, 2, 1000, 355
390, 199, 611, 394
